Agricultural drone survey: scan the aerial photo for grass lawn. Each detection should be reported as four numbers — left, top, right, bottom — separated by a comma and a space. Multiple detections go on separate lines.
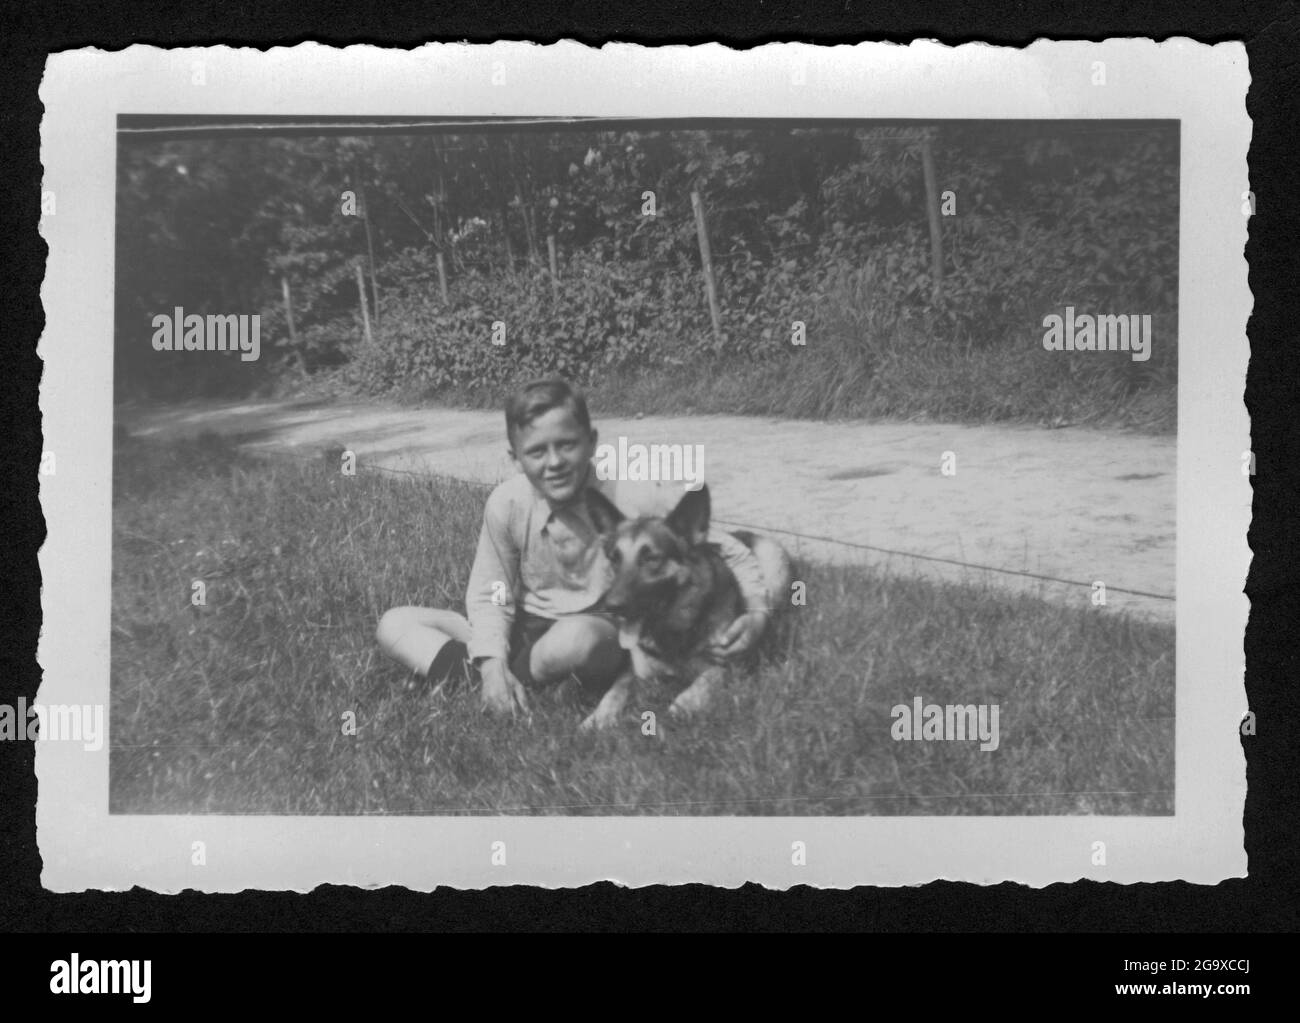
294, 339, 1176, 435
110, 434, 1174, 816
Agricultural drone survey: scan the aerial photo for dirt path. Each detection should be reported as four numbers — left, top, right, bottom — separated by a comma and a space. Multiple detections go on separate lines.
122, 397, 1176, 623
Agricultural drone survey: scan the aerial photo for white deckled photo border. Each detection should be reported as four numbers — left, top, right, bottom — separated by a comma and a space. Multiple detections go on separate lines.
36, 40, 1250, 890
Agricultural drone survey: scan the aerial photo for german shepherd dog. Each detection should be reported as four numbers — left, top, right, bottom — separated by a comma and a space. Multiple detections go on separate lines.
579, 484, 792, 730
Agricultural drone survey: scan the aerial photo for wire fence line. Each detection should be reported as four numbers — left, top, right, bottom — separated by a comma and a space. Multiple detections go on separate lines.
315, 186, 911, 345
129, 120, 1172, 359
118, 117, 1174, 141
391, 238, 819, 275
354, 460, 1174, 602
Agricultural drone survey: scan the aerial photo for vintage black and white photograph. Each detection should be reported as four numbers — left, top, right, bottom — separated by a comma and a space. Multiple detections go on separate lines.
36, 42, 1248, 887
109, 113, 1180, 816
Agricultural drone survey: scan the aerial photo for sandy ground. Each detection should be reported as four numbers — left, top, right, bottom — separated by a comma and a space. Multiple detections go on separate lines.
122, 397, 1176, 623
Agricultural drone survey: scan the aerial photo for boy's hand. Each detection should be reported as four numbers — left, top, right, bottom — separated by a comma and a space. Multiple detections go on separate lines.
711, 610, 769, 659
479, 658, 531, 717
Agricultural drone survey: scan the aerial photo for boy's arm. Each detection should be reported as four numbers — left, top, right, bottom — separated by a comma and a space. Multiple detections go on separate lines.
465, 488, 520, 664
711, 529, 772, 617
709, 529, 772, 657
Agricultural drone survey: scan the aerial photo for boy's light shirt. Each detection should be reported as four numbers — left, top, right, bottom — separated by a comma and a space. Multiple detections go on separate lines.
465, 472, 768, 663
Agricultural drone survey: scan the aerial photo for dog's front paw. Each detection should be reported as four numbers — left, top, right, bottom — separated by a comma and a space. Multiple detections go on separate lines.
669, 668, 724, 718
579, 708, 619, 732
579, 670, 635, 732
668, 689, 710, 717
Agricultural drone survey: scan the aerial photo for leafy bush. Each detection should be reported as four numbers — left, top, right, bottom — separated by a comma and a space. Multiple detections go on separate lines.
116, 123, 1178, 430
349, 249, 719, 393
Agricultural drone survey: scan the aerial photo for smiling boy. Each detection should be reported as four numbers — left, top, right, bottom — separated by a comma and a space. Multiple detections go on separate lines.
376, 377, 773, 716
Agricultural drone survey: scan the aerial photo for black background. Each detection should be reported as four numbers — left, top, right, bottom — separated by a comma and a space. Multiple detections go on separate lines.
0, 0, 1296, 947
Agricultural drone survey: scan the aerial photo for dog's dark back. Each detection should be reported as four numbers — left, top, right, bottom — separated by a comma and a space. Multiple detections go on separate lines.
643, 531, 743, 669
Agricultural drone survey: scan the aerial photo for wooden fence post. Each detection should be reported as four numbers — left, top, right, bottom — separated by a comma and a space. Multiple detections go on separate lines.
547, 234, 559, 300
690, 190, 723, 344
920, 136, 945, 299
282, 275, 305, 371
281, 276, 298, 345
355, 261, 373, 345
436, 250, 449, 304
360, 184, 380, 326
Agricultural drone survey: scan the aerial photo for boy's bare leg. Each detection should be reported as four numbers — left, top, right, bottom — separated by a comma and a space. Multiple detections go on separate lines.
529, 614, 624, 691
376, 607, 471, 675
532, 615, 632, 730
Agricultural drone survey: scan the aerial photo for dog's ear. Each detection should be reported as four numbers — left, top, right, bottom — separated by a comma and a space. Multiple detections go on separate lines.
584, 486, 626, 536
666, 484, 711, 547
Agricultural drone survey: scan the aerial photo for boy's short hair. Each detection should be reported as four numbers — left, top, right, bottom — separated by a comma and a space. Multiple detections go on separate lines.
505, 377, 592, 445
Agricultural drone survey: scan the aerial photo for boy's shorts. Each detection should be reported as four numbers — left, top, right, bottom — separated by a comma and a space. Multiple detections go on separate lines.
428, 613, 554, 691
506, 611, 555, 688
506, 610, 623, 689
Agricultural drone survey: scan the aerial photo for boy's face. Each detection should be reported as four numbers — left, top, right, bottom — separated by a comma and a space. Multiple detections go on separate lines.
510, 405, 598, 505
